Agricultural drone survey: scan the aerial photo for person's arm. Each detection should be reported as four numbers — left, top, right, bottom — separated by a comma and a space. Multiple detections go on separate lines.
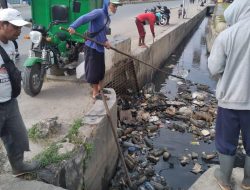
69, 9, 101, 30
104, 41, 111, 49
208, 34, 227, 78
149, 15, 155, 37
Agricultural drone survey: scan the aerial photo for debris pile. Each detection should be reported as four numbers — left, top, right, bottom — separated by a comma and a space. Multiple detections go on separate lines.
109, 80, 220, 190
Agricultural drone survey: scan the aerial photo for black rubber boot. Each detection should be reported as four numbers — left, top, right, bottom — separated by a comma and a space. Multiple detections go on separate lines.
8, 153, 40, 175
242, 155, 250, 190
214, 153, 235, 190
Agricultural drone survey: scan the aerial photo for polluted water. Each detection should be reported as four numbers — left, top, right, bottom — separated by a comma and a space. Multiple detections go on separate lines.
108, 18, 245, 190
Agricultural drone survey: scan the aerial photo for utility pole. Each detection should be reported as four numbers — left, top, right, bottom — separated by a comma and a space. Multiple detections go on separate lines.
182, 0, 186, 18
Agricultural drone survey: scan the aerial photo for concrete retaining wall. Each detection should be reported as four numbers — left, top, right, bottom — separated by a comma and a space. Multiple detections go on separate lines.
82, 89, 118, 190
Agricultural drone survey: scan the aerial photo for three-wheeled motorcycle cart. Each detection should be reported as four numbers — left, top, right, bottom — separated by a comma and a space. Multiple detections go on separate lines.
23, 0, 103, 96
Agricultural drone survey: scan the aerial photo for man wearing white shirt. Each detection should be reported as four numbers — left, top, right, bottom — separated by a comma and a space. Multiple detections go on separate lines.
0, 8, 39, 175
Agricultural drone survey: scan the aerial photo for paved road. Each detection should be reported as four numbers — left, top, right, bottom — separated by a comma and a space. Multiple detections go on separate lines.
15, 0, 183, 69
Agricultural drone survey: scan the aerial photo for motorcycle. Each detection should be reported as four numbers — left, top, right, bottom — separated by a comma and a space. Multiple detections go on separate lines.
147, 5, 170, 26
23, 22, 83, 96
23, 0, 103, 96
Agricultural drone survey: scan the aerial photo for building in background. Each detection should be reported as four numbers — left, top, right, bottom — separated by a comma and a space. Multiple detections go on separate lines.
7, 0, 30, 5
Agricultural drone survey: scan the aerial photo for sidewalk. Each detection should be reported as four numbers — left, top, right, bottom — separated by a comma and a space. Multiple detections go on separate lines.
189, 166, 244, 190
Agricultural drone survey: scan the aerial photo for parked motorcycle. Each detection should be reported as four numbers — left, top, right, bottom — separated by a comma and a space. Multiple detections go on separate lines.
23, 22, 83, 96
157, 8, 168, 26
147, 5, 170, 26
23, 0, 103, 96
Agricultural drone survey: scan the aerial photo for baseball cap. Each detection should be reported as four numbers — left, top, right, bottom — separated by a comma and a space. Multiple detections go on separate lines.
0, 8, 30, 26
110, 0, 122, 6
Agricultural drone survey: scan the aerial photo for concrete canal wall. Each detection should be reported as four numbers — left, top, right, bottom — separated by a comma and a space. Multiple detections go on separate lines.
83, 91, 118, 190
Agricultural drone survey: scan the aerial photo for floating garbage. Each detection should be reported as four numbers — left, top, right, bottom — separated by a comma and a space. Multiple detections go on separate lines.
149, 116, 160, 122
110, 79, 221, 189
191, 163, 202, 174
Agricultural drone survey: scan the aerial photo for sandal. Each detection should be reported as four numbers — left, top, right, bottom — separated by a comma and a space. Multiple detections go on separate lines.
101, 89, 111, 94
93, 93, 110, 101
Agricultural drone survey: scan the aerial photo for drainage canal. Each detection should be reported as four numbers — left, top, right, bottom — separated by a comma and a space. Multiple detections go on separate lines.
109, 17, 244, 190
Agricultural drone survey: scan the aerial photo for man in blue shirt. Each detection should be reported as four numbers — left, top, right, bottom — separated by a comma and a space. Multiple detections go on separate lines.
68, 0, 122, 101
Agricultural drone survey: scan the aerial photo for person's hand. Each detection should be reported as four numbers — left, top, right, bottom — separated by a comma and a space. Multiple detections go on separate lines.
104, 41, 111, 49
68, 27, 75, 35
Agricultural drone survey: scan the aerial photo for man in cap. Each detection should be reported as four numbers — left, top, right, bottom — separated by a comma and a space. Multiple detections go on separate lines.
0, 8, 39, 175
68, 0, 122, 102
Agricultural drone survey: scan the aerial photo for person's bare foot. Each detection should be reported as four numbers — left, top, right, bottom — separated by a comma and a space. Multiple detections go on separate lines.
141, 44, 148, 48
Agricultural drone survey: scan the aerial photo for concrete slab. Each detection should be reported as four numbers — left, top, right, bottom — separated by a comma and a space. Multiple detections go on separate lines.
189, 165, 244, 190
18, 81, 92, 129
0, 174, 66, 190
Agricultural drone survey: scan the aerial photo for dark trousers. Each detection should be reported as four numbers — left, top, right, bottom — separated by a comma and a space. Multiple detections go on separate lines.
84, 46, 105, 85
0, 99, 29, 156
215, 107, 250, 156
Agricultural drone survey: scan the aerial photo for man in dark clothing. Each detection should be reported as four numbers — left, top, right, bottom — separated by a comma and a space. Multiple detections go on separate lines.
135, 12, 156, 48
68, 0, 122, 101
0, 8, 39, 175
163, 6, 171, 25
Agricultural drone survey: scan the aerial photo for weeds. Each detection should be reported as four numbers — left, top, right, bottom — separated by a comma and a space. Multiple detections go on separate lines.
28, 124, 43, 141
34, 143, 71, 167
67, 118, 84, 144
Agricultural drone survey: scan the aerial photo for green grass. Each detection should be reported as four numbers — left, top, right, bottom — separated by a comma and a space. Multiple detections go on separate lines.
34, 143, 71, 167
67, 118, 84, 144
84, 143, 94, 158
28, 124, 43, 141
32, 118, 95, 168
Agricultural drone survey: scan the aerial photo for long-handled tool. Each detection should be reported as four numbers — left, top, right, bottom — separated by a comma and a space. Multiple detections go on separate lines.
100, 90, 133, 189
59, 27, 186, 80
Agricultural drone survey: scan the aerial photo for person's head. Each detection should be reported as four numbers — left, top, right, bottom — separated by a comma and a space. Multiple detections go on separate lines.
0, 8, 30, 43
180, 4, 183, 7
150, 7, 156, 14
108, 0, 122, 15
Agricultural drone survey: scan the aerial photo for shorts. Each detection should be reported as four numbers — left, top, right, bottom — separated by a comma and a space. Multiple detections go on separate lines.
84, 46, 105, 84
215, 107, 250, 156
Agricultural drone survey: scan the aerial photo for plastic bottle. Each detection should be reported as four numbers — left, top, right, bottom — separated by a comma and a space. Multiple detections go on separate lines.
122, 141, 141, 149
144, 182, 155, 190
138, 186, 147, 190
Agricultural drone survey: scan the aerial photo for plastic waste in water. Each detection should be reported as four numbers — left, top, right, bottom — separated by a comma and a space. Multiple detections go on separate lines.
144, 182, 155, 190
122, 141, 141, 149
